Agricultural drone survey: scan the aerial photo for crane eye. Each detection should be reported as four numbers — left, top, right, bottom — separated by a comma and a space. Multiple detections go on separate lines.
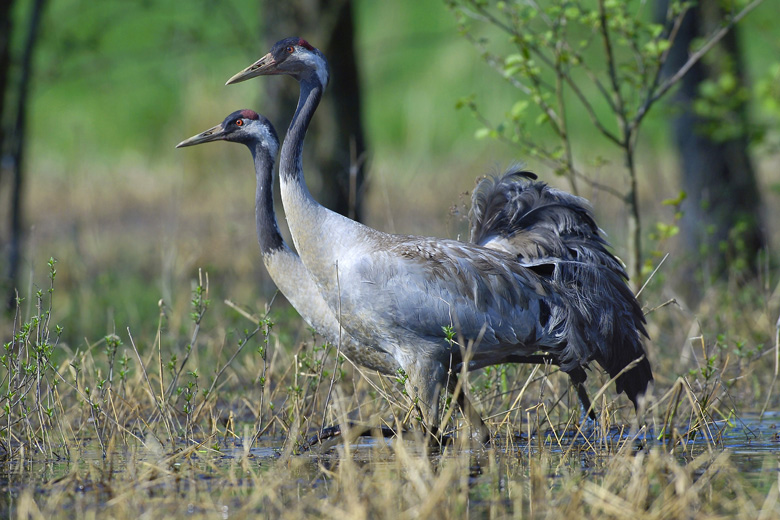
286, 45, 295, 54
235, 119, 243, 127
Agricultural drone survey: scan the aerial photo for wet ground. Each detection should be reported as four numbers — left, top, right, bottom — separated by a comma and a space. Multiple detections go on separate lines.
2, 413, 780, 516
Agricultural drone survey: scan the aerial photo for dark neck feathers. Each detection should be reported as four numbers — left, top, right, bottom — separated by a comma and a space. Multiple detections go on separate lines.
280, 77, 323, 186
250, 143, 284, 254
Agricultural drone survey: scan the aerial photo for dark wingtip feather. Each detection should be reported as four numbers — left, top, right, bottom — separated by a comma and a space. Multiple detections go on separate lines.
615, 356, 654, 410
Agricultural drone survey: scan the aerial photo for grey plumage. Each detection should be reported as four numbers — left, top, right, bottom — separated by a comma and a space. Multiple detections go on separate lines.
176, 110, 399, 376
226, 37, 653, 439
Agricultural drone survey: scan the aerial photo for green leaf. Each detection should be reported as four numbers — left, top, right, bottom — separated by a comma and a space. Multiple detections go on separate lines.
504, 53, 524, 66
510, 100, 529, 119
718, 73, 737, 93
662, 191, 687, 206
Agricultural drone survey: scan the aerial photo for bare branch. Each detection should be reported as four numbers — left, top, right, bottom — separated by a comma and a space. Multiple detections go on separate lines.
462, 31, 564, 132
634, 0, 765, 128
462, 5, 623, 146
597, 0, 628, 142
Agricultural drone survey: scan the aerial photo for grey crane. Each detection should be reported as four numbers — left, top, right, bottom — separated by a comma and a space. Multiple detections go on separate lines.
225, 37, 652, 440
173, 112, 624, 440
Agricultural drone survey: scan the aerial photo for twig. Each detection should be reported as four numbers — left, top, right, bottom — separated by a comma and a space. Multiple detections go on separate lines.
166, 269, 209, 399
127, 329, 161, 418
760, 313, 780, 418
644, 298, 679, 316
636, 252, 669, 298
44, 359, 145, 445
634, 0, 766, 128
192, 325, 260, 424
320, 261, 343, 435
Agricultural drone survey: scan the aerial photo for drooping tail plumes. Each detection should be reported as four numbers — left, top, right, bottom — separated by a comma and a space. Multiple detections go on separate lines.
471, 169, 653, 409
557, 259, 652, 409
470, 169, 624, 275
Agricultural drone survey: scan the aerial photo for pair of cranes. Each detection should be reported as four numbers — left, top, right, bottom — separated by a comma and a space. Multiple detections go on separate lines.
177, 37, 653, 443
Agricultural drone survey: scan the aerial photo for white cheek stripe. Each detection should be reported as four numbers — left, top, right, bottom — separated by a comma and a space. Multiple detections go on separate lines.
300, 52, 329, 87
249, 124, 279, 158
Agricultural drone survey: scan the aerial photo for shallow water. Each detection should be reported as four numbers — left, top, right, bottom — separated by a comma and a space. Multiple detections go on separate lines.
2, 413, 780, 516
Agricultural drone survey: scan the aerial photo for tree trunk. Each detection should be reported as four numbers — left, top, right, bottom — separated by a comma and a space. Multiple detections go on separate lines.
662, 0, 764, 301
5, 0, 47, 308
261, 0, 367, 222
0, 0, 12, 159
0, 0, 14, 303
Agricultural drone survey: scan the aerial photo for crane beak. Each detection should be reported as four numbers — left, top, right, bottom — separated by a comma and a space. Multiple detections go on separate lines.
225, 52, 278, 85
175, 124, 226, 148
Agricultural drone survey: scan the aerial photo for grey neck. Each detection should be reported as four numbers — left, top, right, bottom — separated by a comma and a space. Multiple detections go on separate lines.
250, 143, 284, 254
279, 77, 323, 188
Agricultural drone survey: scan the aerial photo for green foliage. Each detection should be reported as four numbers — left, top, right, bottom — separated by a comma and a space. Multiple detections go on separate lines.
754, 61, 780, 153
446, 0, 765, 282
190, 272, 210, 323
643, 191, 685, 278
30, 0, 261, 160
691, 50, 759, 143
448, 0, 684, 170
395, 367, 409, 396
756, 62, 780, 119
1, 258, 65, 458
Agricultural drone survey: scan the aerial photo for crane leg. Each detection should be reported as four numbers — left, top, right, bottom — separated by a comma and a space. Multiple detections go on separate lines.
305, 368, 491, 449
304, 423, 397, 451
568, 367, 596, 421
503, 355, 597, 421
403, 363, 487, 445
447, 375, 491, 444
574, 382, 596, 421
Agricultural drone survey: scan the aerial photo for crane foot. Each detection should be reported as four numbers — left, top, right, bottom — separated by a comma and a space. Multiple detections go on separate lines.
303, 423, 397, 451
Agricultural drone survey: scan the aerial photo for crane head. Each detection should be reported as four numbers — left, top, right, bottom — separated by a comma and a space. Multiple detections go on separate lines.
226, 37, 329, 88
175, 109, 278, 154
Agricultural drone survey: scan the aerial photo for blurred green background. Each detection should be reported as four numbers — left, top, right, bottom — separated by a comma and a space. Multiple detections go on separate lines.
2, 0, 780, 349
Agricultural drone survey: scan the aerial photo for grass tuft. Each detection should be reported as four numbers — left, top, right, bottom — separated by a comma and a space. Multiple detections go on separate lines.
2, 255, 780, 518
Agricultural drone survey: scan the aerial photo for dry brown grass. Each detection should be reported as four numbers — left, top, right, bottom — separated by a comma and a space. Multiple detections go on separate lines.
3, 246, 780, 518
3, 146, 780, 518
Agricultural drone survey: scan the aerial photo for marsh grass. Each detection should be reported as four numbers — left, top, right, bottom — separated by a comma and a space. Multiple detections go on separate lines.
3, 251, 780, 518
3, 133, 779, 519
3, 2, 778, 515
